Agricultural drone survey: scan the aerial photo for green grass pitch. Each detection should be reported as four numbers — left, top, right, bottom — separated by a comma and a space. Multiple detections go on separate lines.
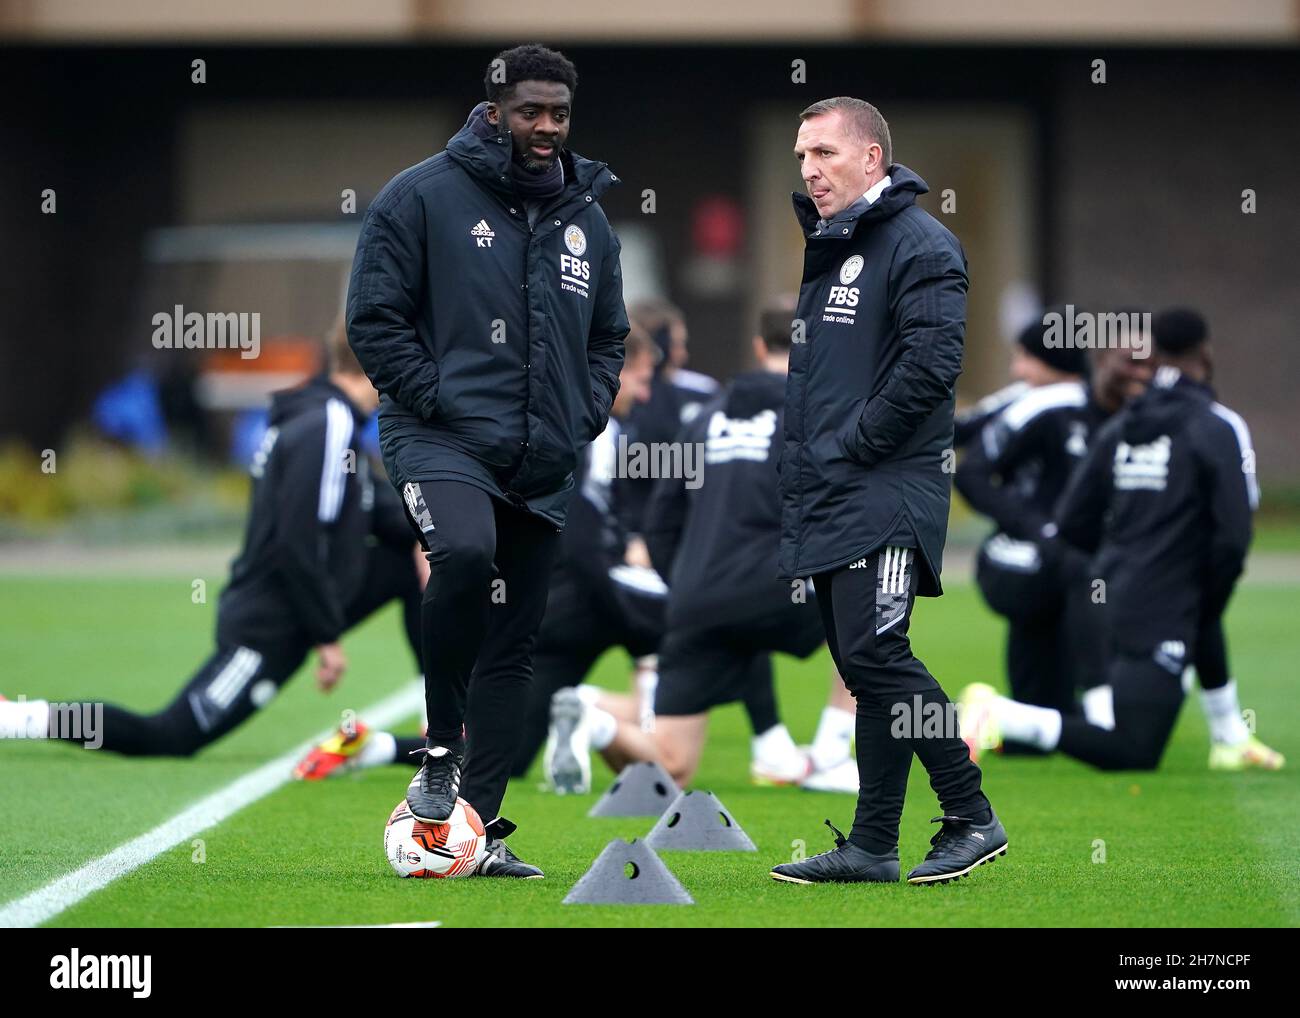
1, 573, 1296, 927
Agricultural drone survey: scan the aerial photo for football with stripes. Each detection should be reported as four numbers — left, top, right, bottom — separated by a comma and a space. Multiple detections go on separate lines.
384, 797, 486, 878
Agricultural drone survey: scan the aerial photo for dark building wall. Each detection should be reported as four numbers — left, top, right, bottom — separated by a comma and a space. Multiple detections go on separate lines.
0, 48, 177, 453
1052, 49, 1300, 481
3, 42, 1297, 484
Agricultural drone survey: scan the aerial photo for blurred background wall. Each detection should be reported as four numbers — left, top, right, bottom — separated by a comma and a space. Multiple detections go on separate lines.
1, 1, 1297, 487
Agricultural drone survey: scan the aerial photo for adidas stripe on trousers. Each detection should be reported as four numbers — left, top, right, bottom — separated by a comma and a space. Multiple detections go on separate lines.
812, 545, 990, 854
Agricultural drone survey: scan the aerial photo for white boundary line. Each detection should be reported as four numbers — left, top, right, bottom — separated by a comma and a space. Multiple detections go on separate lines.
0, 680, 424, 929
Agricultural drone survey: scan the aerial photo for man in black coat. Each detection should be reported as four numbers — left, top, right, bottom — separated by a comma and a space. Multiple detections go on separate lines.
771, 97, 1006, 887
345, 44, 628, 877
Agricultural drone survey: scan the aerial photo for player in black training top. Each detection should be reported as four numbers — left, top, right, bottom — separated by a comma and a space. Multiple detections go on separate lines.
954, 381, 1030, 450
545, 303, 859, 788
957, 310, 1283, 770
960, 309, 1283, 770
616, 298, 720, 537
956, 313, 1144, 711
608, 296, 832, 790
0, 324, 426, 762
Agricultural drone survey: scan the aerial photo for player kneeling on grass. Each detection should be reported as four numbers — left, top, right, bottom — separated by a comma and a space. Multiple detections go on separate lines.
543, 303, 858, 791
961, 309, 1282, 771
957, 320, 1280, 770
0, 323, 426, 757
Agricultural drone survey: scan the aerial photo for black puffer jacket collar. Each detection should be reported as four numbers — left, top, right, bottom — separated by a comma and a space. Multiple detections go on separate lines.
792, 163, 929, 239
446, 102, 618, 206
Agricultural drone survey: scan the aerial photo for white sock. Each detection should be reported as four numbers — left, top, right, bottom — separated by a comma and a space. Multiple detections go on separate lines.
0, 698, 51, 739
994, 696, 1062, 751
1081, 685, 1116, 731
810, 706, 854, 770
355, 730, 398, 768
1200, 680, 1251, 745
635, 668, 659, 733
586, 706, 617, 751
753, 722, 799, 761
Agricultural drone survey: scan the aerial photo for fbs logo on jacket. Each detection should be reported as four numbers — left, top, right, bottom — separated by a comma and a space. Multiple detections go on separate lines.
471, 219, 495, 247
560, 224, 591, 299
825, 256, 863, 324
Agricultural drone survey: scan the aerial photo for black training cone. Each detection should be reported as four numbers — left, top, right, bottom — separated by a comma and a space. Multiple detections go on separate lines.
645, 790, 757, 851
587, 761, 679, 818
563, 838, 693, 905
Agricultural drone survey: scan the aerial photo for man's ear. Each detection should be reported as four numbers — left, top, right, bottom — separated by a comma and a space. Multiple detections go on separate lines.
486, 102, 500, 126
866, 143, 882, 174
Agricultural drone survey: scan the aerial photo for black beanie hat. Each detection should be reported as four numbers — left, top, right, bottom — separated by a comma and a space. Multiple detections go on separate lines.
1153, 307, 1208, 355
1018, 310, 1088, 376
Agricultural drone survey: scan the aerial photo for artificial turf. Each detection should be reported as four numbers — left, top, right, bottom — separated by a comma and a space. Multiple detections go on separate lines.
1, 574, 1296, 927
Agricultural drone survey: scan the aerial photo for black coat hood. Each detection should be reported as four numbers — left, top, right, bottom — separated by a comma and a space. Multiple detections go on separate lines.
724, 368, 788, 419
1122, 371, 1214, 446
446, 102, 617, 205
793, 164, 930, 237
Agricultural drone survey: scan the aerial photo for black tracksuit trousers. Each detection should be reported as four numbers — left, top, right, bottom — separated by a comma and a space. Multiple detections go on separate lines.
1057, 652, 1185, 770
402, 479, 559, 823
813, 546, 990, 855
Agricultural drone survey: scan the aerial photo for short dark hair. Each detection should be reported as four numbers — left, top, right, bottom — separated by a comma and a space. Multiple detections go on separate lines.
1153, 307, 1208, 355
485, 44, 578, 104
799, 97, 892, 167
758, 297, 799, 352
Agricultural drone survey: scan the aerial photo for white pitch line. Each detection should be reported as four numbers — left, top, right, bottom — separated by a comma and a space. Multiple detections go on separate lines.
0, 680, 424, 929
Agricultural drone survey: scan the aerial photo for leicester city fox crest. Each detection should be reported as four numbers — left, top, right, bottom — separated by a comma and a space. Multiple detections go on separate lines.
563, 225, 587, 256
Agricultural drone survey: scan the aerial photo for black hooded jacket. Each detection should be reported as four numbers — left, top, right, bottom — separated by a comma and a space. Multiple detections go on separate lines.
779, 165, 968, 594
217, 376, 399, 651
617, 367, 719, 535
955, 379, 1107, 541
346, 104, 629, 528
644, 369, 793, 628
1056, 367, 1256, 655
